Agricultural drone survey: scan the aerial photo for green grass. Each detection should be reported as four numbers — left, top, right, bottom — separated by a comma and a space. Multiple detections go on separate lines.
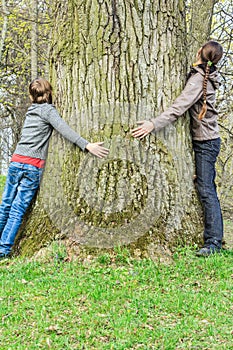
1, 247, 233, 349
0, 174, 6, 198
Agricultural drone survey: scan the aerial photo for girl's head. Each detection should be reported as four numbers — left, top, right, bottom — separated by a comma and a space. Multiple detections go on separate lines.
29, 78, 53, 104
199, 40, 223, 65
197, 41, 223, 120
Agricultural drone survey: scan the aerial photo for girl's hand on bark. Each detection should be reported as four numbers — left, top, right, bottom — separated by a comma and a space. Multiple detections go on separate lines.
131, 120, 154, 139
86, 142, 109, 158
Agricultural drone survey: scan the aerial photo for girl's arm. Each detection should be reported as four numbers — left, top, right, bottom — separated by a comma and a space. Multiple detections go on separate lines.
132, 72, 204, 139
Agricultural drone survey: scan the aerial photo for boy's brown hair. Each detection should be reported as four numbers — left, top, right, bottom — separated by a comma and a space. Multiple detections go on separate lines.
29, 78, 53, 104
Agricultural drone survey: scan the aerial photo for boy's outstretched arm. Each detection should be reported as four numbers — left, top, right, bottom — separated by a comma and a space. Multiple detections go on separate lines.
131, 120, 154, 139
85, 142, 109, 158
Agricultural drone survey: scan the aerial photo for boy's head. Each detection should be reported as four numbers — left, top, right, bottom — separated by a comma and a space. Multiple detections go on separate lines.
29, 78, 53, 104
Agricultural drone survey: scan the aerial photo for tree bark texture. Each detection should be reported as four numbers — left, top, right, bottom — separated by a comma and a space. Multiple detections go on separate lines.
16, 0, 207, 257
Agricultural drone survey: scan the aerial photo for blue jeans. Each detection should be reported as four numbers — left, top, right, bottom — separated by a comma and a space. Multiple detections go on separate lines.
193, 138, 223, 248
0, 162, 43, 255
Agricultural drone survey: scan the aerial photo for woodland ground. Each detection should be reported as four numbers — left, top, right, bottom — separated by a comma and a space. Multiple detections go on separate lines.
0, 245, 233, 349
0, 176, 233, 349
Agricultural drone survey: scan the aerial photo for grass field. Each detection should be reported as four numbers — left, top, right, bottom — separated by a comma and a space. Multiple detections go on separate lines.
0, 174, 6, 198
1, 247, 233, 349
0, 174, 232, 349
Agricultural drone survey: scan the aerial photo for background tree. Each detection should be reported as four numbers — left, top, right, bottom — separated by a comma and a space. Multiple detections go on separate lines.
31, 0, 38, 80
186, 0, 215, 60
212, 0, 233, 220
0, 0, 50, 171
0, 0, 8, 63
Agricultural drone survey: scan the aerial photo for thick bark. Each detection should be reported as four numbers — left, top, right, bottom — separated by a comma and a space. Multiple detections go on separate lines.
16, 0, 215, 258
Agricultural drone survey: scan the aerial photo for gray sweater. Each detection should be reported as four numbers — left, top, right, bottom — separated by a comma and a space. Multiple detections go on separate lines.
14, 103, 89, 159
150, 66, 221, 141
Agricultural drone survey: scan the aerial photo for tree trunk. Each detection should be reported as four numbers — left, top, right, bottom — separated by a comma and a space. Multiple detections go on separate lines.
186, 0, 215, 64
15, 0, 214, 258
0, 0, 8, 64
31, 0, 38, 79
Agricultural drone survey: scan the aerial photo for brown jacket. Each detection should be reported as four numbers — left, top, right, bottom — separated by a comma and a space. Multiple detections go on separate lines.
150, 66, 221, 141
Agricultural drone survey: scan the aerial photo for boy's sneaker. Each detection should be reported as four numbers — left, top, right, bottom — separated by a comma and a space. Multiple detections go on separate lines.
196, 245, 221, 257
0, 252, 10, 261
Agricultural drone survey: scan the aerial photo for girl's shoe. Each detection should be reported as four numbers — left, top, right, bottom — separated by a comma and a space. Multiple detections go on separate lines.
196, 245, 221, 257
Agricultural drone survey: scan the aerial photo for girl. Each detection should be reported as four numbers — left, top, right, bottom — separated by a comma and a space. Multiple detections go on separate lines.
132, 41, 224, 257
0, 78, 109, 259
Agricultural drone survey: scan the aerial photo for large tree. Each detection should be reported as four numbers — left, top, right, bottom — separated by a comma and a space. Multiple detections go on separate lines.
16, 0, 217, 258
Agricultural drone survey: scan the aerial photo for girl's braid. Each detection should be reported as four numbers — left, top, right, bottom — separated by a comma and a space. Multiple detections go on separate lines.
198, 61, 211, 120
197, 41, 223, 121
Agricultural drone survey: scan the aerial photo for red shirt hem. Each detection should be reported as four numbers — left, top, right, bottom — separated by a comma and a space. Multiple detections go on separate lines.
11, 154, 45, 168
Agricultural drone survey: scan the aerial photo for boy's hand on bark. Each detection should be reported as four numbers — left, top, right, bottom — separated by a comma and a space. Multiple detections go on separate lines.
86, 142, 109, 158
131, 120, 154, 139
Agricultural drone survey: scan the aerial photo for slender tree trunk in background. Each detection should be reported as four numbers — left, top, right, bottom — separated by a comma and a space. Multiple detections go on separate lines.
186, 0, 215, 64
0, 0, 8, 64
31, 0, 38, 80
16, 0, 214, 258
0, 0, 8, 173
